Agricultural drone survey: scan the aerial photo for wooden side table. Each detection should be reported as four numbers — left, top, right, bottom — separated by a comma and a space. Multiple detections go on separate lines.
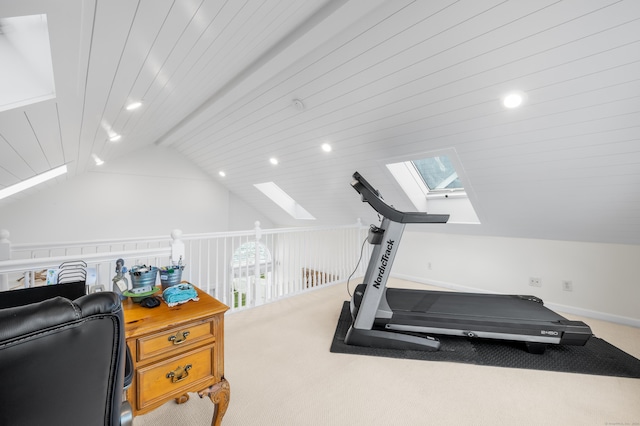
122, 286, 230, 425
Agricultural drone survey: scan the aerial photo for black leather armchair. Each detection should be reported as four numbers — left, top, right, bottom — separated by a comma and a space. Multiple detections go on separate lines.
0, 291, 133, 426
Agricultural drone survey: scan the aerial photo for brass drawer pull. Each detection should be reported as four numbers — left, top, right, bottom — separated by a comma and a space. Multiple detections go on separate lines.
166, 364, 192, 383
168, 330, 190, 345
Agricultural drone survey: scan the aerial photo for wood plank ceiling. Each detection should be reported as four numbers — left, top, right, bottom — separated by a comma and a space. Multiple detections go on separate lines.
0, 0, 639, 244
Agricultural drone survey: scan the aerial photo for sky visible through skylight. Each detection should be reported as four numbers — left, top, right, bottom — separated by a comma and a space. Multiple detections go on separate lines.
412, 155, 463, 191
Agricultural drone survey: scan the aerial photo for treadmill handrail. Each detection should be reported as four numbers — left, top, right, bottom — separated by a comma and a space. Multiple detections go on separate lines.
352, 172, 450, 224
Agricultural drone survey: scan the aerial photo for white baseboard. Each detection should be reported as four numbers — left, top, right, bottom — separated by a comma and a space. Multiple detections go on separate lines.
542, 301, 640, 328
391, 273, 640, 328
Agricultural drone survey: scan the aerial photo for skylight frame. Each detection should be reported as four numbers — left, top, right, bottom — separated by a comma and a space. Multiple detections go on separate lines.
254, 182, 315, 220
0, 164, 68, 200
384, 148, 481, 224
0, 14, 56, 112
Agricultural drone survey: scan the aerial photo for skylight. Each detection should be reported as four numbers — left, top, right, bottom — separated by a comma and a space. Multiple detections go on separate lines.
0, 164, 67, 200
386, 149, 480, 224
254, 182, 315, 220
0, 14, 56, 112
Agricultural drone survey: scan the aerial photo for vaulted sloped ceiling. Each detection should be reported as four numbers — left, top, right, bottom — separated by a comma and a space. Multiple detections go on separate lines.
0, 0, 639, 244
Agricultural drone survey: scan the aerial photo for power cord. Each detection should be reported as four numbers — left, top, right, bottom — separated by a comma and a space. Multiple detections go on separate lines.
346, 232, 371, 298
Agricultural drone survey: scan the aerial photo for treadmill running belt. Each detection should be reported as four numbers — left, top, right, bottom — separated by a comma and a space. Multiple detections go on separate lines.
386, 288, 565, 321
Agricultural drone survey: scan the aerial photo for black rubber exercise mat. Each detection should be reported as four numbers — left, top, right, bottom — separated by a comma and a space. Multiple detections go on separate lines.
330, 302, 640, 378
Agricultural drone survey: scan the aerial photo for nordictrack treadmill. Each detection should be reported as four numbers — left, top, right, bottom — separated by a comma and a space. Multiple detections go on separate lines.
345, 172, 592, 354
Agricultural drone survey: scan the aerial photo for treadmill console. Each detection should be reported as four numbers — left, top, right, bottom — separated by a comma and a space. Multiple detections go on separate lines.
351, 172, 450, 224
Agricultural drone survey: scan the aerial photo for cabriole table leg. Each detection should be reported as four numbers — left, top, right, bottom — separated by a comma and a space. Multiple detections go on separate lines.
198, 377, 230, 426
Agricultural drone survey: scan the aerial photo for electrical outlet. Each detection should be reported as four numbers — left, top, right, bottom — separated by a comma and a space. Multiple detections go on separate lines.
529, 277, 541, 287
562, 280, 573, 292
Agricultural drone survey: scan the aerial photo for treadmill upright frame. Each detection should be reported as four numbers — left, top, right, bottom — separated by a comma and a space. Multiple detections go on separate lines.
351, 217, 401, 329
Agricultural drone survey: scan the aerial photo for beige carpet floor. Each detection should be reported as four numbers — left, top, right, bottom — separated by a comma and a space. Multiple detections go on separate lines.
133, 278, 640, 426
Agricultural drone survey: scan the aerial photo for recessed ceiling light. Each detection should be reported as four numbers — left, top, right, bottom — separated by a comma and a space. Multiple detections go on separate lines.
218, 171, 226, 177
321, 143, 332, 152
92, 154, 104, 166
126, 101, 142, 111
109, 134, 122, 142
269, 157, 278, 165
502, 91, 525, 109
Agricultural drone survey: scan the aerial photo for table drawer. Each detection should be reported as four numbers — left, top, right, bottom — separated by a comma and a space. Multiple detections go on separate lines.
137, 344, 215, 410
136, 318, 215, 362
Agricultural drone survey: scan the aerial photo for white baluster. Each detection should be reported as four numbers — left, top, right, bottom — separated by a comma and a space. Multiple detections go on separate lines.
0, 229, 9, 290
170, 229, 185, 265
252, 221, 262, 306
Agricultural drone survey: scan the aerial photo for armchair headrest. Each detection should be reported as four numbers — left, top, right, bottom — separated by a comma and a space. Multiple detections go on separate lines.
0, 292, 122, 342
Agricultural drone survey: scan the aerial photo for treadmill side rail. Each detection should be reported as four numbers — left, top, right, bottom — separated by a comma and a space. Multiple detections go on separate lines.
557, 320, 592, 346
345, 326, 441, 351
385, 323, 562, 344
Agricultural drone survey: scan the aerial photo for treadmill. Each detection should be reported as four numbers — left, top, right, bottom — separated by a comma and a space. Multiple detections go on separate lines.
345, 172, 592, 354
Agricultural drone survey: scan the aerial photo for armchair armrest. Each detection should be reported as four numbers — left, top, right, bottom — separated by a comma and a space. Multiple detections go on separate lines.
124, 345, 133, 390
120, 345, 134, 425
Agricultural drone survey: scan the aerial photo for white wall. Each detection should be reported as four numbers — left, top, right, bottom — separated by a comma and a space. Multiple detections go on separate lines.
393, 230, 640, 326
228, 192, 274, 231
0, 146, 271, 243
